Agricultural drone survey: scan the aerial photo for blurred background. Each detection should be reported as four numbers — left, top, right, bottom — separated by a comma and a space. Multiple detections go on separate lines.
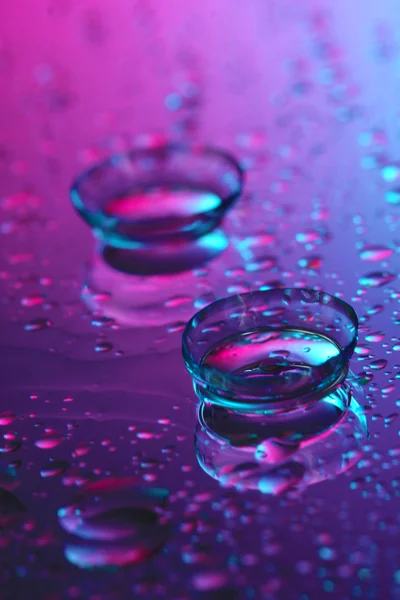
1, 2, 400, 599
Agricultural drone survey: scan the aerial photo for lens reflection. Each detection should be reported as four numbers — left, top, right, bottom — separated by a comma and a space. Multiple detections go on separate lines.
195, 384, 367, 495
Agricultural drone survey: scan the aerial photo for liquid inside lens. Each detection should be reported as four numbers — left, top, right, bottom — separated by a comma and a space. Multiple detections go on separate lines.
201, 328, 342, 396
103, 185, 222, 239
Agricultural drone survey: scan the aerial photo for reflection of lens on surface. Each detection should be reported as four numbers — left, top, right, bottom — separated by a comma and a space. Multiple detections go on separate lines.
183, 288, 358, 412
198, 382, 350, 448
81, 236, 228, 327
101, 228, 228, 275
194, 387, 367, 495
81, 224, 232, 327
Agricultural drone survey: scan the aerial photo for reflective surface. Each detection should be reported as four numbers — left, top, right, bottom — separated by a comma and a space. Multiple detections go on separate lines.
1, 1, 400, 598
195, 386, 367, 493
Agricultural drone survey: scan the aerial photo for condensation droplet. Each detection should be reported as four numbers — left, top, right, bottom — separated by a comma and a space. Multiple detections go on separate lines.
24, 318, 53, 332
359, 272, 396, 288
359, 245, 394, 262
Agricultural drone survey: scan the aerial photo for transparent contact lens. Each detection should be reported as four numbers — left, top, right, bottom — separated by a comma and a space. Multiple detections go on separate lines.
183, 288, 358, 412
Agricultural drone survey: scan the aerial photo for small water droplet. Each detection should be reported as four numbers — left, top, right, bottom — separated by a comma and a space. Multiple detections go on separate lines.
91, 315, 115, 328
384, 413, 398, 426
164, 295, 192, 308
194, 294, 216, 310
94, 341, 113, 353
167, 321, 186, 333
298, 255, 323, 269
40, 460, 70, 478
245, 256, 277, 273
192, 571, 229, 592
24, 318, 52, 332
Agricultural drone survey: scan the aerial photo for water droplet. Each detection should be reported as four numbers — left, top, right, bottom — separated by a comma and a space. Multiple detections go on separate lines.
367, 304, 384, 315
359, 272, 396, 287
381, 163, 400, 182
384, 413, 398, 426
194, 294, 217, 310
295, 229, 328, 245
382, 384, 396, 395
359, 245, 394, 262
369, 359, 388, 370
40, 460, 70, 478
73, 441, 92, 457
164, 295, 192, 308
94, 341, 113, 353
35, 433, 65, 449
298, 256, 323, 269
386, 188, 400, 205
20, 293, 46, 307
24, 318, 53, 332
365, 332, 385, 343
192, 571, 229, 592
0, 412, 16, 426
225, 267, 246, 278
91, 315, 115, 328
245, 256, 277, 273
167, 321, 186, 333
0, 439, 21, 453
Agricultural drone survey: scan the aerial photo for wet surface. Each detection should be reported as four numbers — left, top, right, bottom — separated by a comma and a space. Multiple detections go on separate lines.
1, 2, 400, 599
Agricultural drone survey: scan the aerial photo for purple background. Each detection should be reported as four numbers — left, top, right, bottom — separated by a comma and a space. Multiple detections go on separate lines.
1, 1, 400, 598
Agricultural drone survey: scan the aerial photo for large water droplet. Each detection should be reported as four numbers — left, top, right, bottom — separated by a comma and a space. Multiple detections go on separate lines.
0, 412, 16, 426
381, 164, 400, 182
359, 245, 394, 262
359, 272, 396, 287
35, 433, 65, 449
58, 478, 171, 568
